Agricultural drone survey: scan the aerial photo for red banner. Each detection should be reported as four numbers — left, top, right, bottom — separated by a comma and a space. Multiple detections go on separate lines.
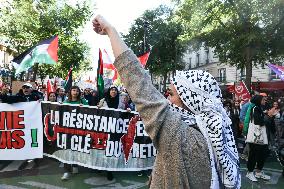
235, 81, 251, 102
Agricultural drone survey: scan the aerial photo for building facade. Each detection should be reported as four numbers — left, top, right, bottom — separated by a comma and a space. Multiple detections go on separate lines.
0, 43, 15, 84
182, 45, 283, 85
152, 45, 283, 93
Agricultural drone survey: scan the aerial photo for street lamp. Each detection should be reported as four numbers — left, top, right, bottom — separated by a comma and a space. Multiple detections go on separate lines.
143, 21, 149, 53
143, 21, 152, 82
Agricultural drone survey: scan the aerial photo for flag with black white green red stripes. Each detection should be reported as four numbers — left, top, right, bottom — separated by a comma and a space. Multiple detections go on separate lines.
12, 36, 58, 74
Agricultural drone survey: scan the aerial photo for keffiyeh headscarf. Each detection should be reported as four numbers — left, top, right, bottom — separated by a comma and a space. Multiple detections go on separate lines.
170, 70, 241, 189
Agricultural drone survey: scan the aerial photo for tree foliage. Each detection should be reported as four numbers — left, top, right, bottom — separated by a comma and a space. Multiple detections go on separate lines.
123, 5, 187, 90
0, 0, 93, 79
175, 0, 284, 88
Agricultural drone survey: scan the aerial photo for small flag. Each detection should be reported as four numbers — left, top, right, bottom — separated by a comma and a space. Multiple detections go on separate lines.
235, 81, 251, 103
12, 36, 59, 74
47, 79, 55, 96
53, 77, 58, 91
97, 49, 104, 99
267, 64, 284, 81
227, 85, 235, 93
64, 67, 73, 92
102, 49, 118, 81
138, 51, 150, 68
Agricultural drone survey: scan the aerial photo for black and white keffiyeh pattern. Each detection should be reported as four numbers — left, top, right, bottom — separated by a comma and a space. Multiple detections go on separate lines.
170, 70, 241, 189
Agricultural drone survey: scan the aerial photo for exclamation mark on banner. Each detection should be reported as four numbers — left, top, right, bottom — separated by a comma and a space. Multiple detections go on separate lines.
31, 129, 38, 147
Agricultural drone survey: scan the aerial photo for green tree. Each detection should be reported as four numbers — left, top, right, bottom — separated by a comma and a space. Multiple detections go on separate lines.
176, 0, 284, 89
0, 0, 93, 80
123, 5, 187, 91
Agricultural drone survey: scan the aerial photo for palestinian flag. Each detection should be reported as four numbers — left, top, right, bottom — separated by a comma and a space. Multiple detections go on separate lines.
64, 67, 73, 92
12, 36, 59, 74
97, 49, 104, 99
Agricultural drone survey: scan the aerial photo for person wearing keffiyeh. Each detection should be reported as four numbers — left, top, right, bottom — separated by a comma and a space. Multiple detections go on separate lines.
169, 71, 241, 188
93, 15, 240, 189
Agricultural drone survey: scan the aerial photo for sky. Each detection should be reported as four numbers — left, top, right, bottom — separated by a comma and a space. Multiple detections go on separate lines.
79, 0, 172, 79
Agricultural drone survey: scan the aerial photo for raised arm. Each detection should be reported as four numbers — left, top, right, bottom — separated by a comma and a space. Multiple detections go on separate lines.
92, 15, 128, 58
92, 15, 182, 147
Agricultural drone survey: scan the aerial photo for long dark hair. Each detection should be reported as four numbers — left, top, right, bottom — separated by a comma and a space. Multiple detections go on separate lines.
105, 86, 119, 108
48, 92, 57, 102
251, 95, 263, 107
67, 86, 81, 102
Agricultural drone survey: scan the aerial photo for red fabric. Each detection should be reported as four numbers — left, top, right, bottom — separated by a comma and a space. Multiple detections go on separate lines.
235, 81, 251, 102
99, 49, 104, 75
120, 115, 139, 164
53, 77, 57, 91
65, 67, 72, 81
103, 63, 118, 81
257, 81, 284, 90
227, 85, 235, 93
138, 51, 150, 67
47, 36, 58, 62
47, 79, 54, 95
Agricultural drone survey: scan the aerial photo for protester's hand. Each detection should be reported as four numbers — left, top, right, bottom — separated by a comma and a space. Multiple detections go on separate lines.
126, 108, 131, 112
1, 85, 9, 94
267, 107, 277, 117
92, 15, 113, 35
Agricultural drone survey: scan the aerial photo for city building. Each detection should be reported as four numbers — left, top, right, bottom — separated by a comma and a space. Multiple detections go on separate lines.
0, 41, 15, 84
152, 44, 284, 94
182, 45, 281, 84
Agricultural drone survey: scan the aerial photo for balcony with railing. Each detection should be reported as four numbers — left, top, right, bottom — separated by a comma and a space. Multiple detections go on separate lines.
216, 76, 226, 83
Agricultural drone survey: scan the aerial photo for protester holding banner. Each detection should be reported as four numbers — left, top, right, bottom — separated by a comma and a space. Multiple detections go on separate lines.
97, 85, 124, 109
61, 86, 88, 180
93, 15, 240, 189
47, 92, 57, 102
0, 83, 43, 103
97, 85, 128, 181
89, 90, 100, 106
56, 87, 66, 103
120, 92, 135, 111
0, 82, 10, 102
64, 86, 88, 105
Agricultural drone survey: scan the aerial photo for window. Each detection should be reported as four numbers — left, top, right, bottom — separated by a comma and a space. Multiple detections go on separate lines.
188, 57, 192, 69
217, 68, 226, 82
205, 48, 209, 64
240, 68, 246, 81
196, 53, 200, 67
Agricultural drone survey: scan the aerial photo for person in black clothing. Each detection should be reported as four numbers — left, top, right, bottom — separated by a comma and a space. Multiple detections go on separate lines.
83, 88, 93, 105
1, 83, 42, 103
232, 100, 241, 139
246, 95, 270, 182
56, 87, 66, 103
89, 90, 100, 106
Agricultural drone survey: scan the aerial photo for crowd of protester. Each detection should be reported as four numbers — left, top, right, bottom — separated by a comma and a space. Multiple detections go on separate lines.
0, 81, 138, 181
220, 92, 284, 182
1, 79, 284, 183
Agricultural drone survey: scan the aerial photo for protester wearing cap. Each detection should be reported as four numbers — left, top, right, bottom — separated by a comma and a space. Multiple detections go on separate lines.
21, 83, 33, 96
1, 82, 43, 103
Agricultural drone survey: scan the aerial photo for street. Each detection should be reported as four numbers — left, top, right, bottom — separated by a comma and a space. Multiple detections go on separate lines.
0, 154, 283, 189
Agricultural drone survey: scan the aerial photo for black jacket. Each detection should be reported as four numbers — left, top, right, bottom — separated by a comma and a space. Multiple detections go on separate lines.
0, 91, 42, 103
